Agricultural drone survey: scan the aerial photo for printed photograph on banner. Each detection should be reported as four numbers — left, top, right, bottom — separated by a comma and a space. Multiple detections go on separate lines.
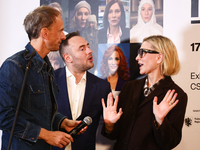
98, 43, 130, 96
98, 0, 130, 44
130, 0, 163, 43
40, 0, 100, 74
96, 43, 130, 150
47, 51, 65, 71
40, 0, 100, 33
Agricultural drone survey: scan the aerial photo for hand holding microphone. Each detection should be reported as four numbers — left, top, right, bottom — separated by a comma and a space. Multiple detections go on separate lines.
69, 116, 92, 136
39, 117, 92, 148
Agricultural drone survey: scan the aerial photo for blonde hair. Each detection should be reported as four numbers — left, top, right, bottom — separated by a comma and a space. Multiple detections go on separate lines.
143, 35, 180, 76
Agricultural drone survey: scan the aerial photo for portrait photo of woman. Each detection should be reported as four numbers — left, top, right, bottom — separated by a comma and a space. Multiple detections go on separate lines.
82, 14, 99, 75
68, 1, 91, 35
98, 0, 130, 44
130, 0, 163, 43
99, 44, 129, 97
47, 51, 65, 70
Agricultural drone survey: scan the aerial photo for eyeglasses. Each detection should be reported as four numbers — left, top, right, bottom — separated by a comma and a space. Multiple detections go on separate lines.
137, 48, 159, 58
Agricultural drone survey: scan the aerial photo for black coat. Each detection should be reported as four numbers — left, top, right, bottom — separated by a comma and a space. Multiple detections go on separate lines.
102, 76, 188, 150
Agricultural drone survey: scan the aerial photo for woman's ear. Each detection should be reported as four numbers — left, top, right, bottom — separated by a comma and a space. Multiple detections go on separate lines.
157, 53, 163, 64
64, 53, 73, 63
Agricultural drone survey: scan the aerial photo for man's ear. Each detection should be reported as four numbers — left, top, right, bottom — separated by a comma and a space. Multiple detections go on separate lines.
41, 28, 48, 40
64, 53, 73, 63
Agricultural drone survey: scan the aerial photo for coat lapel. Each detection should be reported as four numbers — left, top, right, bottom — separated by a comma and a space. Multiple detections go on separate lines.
77, 72, 97, 120
131, 79, 145, 109
138, 76, 173, 108
57, 67, 72, 119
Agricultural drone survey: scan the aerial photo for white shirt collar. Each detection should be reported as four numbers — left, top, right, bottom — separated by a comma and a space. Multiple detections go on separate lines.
65, 66, 87, 83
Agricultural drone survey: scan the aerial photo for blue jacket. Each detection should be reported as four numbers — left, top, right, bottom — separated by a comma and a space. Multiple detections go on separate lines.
53, 67, 111, 150
0, 43, 65, 150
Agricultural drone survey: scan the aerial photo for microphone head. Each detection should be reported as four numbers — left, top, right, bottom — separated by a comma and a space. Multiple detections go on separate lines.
83, 116, 92, 125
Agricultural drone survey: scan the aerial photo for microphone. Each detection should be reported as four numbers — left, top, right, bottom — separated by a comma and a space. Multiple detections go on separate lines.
69, 116, 92, 136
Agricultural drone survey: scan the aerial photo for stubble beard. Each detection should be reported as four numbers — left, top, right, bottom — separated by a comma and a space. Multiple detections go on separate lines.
74, 62, 94, 72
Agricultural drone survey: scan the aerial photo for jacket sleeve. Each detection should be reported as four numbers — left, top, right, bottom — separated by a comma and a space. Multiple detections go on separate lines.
153, 88, 188, 149
0, 60, 41, 143
53, 112, 67, 131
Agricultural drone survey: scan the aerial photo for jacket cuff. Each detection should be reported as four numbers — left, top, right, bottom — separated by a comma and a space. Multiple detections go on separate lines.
19, 121, 41, 143
53, 112, 67, 131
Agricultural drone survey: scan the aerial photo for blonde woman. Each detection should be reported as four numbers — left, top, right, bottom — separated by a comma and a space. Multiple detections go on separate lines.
102, 35, 187, 150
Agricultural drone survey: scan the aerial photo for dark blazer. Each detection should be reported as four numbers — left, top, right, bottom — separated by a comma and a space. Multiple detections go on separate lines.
53, 67, 110, 150
102, 76, 188, 150
98, 27, 130, 43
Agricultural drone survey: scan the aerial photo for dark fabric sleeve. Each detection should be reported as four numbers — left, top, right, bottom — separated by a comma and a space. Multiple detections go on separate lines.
53, 112, 67, 131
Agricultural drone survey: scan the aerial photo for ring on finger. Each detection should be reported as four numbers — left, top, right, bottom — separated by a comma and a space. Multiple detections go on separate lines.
169, 102, 172, 106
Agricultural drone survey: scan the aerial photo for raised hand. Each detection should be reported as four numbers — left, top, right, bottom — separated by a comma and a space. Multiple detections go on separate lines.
102, 92, 123, 132
153, 89, 179, 126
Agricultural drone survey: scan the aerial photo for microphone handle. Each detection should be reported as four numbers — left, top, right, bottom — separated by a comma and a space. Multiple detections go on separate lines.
69, 122, 87, 135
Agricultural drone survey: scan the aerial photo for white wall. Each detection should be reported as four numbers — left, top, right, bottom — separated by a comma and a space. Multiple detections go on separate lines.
164, 0, 200, 150
0, 0, 40, 65
0, 0, 40, 148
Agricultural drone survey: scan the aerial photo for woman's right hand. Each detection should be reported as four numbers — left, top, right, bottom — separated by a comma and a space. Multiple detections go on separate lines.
102, 92, 123, 132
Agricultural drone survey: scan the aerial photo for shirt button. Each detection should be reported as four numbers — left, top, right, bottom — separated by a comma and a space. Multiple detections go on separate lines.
32, 137, 35, 140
